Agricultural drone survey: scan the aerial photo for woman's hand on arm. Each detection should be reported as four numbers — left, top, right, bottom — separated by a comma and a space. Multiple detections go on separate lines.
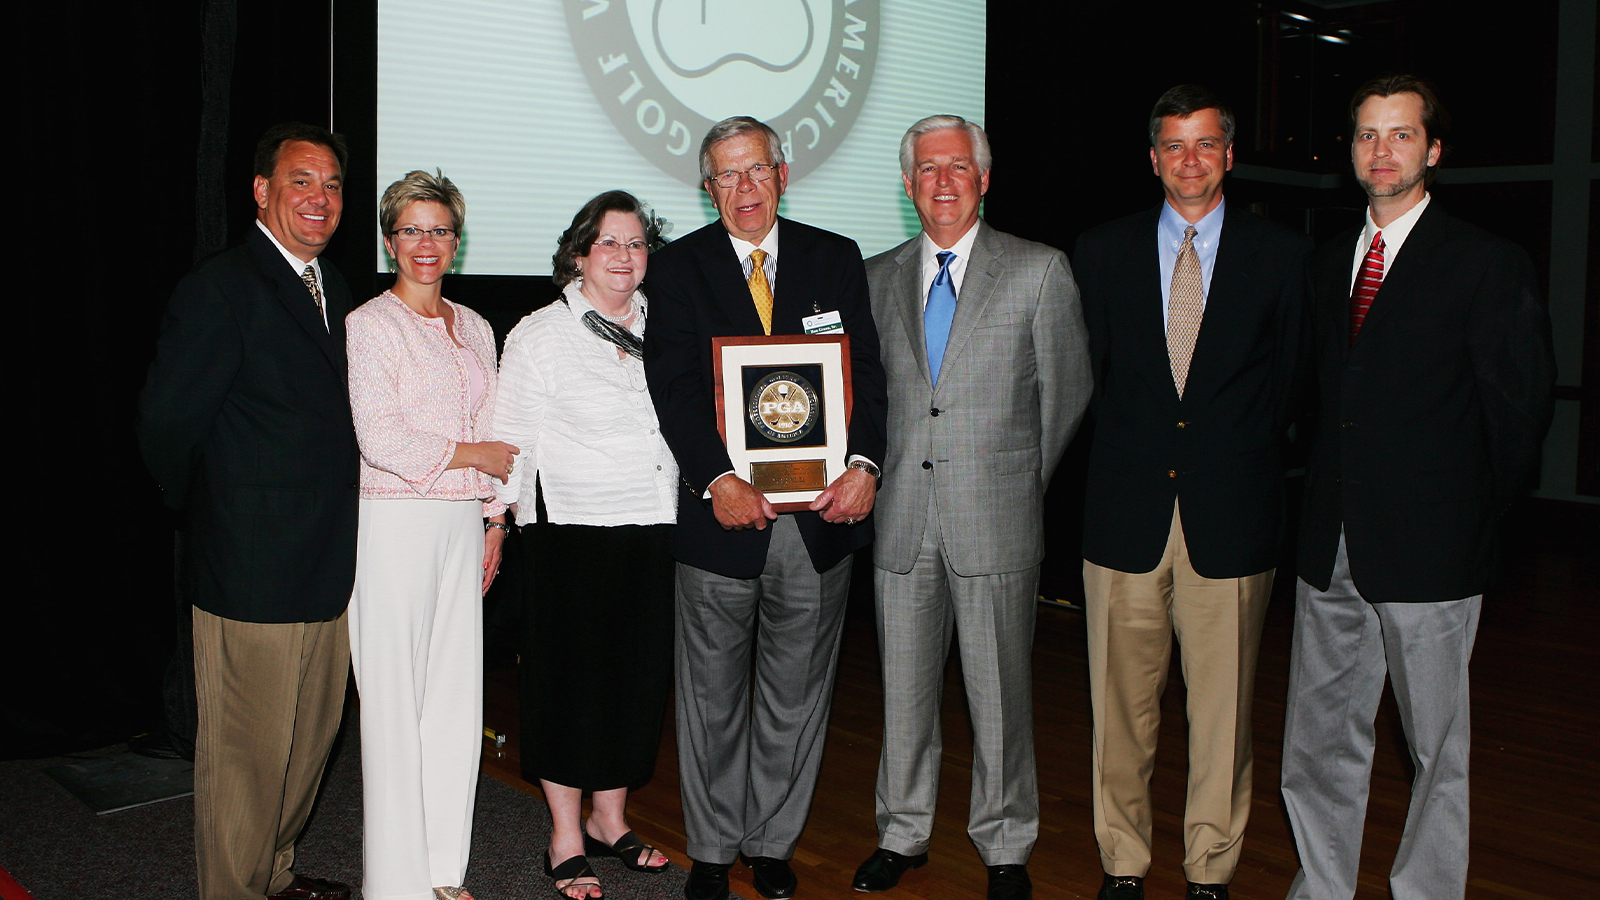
449, 441, 521, 483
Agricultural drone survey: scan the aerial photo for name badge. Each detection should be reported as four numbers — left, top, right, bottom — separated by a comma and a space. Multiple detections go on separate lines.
803, 310, 844, 335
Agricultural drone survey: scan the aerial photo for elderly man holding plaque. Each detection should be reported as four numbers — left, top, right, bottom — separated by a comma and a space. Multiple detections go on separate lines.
643, 115, 888, 900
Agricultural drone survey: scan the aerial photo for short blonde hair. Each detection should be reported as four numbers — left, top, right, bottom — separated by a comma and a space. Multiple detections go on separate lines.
379, 169, 465, 235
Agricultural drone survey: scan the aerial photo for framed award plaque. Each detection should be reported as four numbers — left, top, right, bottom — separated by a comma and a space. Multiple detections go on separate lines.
711, 334, 854, 512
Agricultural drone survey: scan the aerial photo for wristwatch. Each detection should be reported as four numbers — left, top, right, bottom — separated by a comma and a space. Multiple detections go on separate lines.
847, 459, 882, 481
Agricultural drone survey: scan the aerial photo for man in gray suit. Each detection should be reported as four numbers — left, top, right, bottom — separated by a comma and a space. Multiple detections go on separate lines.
851, 115, 1092, 900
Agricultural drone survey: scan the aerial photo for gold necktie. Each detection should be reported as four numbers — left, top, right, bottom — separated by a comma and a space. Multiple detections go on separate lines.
748, 248, 774, 336
1167, 226, 1204, 398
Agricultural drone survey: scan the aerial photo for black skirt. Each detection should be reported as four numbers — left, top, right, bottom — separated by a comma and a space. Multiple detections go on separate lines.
517, 521, 675, 790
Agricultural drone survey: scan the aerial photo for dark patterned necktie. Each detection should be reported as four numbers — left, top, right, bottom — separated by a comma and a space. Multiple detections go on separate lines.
301, 264, 327, 332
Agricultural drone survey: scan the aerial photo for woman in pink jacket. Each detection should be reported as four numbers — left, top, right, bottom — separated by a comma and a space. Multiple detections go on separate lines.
346, 170, 517, 900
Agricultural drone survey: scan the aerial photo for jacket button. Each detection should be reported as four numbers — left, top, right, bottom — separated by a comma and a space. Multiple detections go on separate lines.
922, 460, 934, 470
930, 407, 941, 417
1167, 470, 1177, 478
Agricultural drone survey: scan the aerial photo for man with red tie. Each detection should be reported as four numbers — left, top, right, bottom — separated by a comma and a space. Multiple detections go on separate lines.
1282, 74, 1555, 900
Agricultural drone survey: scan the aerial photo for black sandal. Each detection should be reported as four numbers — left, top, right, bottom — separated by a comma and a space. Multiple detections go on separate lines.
583, 827, 669, 875
545, 851, 602, 898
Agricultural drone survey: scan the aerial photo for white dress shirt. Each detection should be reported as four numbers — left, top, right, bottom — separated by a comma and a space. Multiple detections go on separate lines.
1349, 192, 1431, 291
917, 222, 982, 309
493, 282, 678, 527
729, 221, 781, 291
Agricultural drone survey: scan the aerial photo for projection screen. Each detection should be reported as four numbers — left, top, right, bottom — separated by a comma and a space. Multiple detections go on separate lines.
377, 0, 986, 275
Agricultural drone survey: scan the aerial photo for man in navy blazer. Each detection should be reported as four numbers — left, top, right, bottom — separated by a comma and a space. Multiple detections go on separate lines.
1281, 74, 1555, 900
1073, 86, 1311, 900
139, 122, 358, 900
643, 116, 888, 900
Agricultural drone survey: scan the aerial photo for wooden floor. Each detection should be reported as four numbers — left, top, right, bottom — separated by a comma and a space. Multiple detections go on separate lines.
480, 499, 1599, 900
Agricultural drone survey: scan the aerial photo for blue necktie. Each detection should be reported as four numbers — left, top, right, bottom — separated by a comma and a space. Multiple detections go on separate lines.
925, 250, 957, 387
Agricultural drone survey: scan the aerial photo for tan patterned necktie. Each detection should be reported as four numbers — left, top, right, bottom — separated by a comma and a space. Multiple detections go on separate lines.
301, 264, 327, 330
1167, 225, 1204, 398
747, 248, 774, 335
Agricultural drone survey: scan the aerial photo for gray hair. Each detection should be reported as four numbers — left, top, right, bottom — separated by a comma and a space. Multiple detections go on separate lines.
898, 115, 993, 180
699, 116, 786, 182
379, 169, 465, 235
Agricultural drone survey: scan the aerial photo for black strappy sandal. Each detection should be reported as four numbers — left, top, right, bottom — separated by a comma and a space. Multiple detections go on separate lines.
582, 827, 669, 875
545, 851, 603, 898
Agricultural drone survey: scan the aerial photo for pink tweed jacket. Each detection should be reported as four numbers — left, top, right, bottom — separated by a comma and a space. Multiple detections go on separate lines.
347, 291, 507, 516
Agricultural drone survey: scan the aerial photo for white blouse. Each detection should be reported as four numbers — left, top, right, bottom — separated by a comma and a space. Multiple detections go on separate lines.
492, 282, 679, 527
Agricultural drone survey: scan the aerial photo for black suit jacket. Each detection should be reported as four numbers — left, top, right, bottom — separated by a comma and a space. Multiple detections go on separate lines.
643, 217, 888, 579
1075, 203, 1311, 578
138, 225, 360, 623
1297, 203, 1555, 603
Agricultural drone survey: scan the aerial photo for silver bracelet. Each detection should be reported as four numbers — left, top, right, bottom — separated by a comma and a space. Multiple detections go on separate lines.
485, 520, 511, 535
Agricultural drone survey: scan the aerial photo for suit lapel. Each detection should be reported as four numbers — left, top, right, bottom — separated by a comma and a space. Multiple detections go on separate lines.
248, 227, 344, 371
1360, 203, 1444, 339
693, 223, 766, 333
937, 222, 1003, 386
771, 218, 818, 328
1185, 208, 1261, 401
888, 237, 933, 389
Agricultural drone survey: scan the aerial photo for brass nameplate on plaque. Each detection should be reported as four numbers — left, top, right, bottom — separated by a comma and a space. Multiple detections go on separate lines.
750, 459, 828, 493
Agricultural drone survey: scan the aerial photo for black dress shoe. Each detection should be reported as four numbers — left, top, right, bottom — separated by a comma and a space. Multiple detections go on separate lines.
986, 864, 1031, 900
743, 856, 798, 899
1186, 883, 1229, 900
268, 875, 353, 900
684, 861, 732, 900
1097, 873, 1144, 900
851, 848, 928, 892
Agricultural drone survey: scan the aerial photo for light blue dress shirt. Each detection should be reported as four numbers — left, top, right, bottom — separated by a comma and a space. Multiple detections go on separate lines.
1157, 197, 1225, 335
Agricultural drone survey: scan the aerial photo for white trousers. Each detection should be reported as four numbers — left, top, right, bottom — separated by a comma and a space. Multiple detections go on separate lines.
1282, 532, 1481, 900
350, 498, 485, 900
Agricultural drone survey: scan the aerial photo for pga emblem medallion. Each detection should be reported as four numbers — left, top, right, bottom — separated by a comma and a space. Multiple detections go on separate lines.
749, 371, 820, 443
567, 0, 880, 187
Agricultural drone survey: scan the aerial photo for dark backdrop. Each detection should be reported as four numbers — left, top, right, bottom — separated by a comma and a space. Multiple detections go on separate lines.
9, 0, 1576, 756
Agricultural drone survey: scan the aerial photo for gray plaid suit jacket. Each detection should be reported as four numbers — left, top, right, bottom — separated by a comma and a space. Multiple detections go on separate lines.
867, 221, 1092, 576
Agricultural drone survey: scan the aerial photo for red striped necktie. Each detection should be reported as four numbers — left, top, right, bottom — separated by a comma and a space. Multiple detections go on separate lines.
1349, 231, 1384, 343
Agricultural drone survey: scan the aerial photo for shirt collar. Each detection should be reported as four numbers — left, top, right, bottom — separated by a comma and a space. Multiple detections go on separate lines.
1159, 196, 1226, 251
727, 220, 780, 264
1364, 191, 1430, 252
564, 281, 646, 330
920, 220, 981, 266
256, 219, 321, 282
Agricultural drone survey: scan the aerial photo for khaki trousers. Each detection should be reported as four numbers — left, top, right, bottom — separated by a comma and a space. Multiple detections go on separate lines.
1083, 503, 1272, 885
192, 606, 350, 900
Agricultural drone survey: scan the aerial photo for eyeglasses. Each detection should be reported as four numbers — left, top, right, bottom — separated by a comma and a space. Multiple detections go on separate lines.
593, 239, 648, 253
390, 226, 458, 242
709, 163, 777, 188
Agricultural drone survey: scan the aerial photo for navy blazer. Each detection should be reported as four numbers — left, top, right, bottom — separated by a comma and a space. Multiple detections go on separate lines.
1297, 203, 1555, 603
138, 225, 360, 623
1075, 203, 1312, 579
644, 217, 888, 579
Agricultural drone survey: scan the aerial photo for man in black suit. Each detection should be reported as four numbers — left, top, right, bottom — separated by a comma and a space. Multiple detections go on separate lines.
643, 116, 888, 900
1073, 86, 1310, 900
1281, 75, 1555, 900
139, 122, 359, 900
